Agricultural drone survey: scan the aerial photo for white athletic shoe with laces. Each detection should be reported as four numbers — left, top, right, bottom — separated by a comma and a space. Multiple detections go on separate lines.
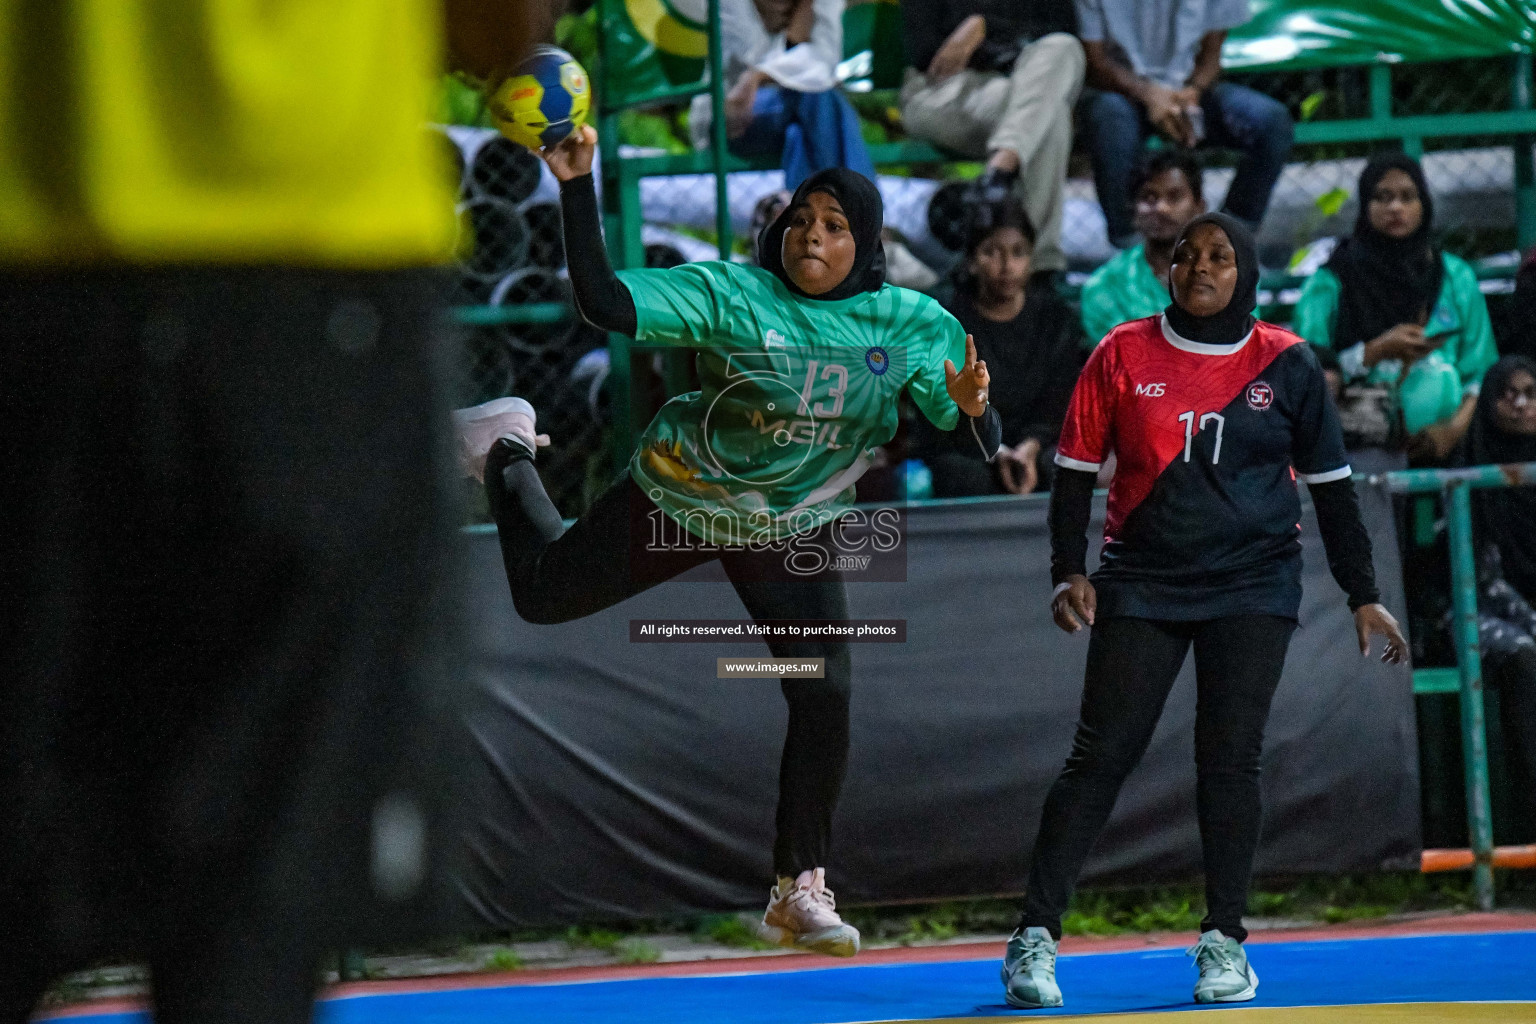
1188, 929, 1258, 1003
756, 868, 860, 957
451, 397, 547, 481
1001, 926, 1063, 1008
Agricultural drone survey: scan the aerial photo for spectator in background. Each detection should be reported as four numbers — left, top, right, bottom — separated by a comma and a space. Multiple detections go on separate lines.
691, 0, 875, 190
914, 199, 1084, 496
1507, 247, 1536, 361
1293, 153, 1496, 466
1077, 0, 1291, 250
1446, 355, 1536, 831
899, 0, 1084, 279
1080, 149, 1206, 347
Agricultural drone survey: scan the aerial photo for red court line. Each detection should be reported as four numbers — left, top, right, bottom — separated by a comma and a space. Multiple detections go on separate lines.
37, 910, 1536, 1019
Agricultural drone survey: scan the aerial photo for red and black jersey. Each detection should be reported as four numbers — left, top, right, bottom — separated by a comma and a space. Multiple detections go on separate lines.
1055, 315, 1351, 621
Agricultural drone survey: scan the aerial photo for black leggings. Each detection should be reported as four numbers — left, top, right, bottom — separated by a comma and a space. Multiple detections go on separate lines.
487, 442, 851, 876
1020, 615, 1297, 942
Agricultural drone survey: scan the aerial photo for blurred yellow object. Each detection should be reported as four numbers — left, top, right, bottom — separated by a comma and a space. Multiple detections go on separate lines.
0, 0, 456, 267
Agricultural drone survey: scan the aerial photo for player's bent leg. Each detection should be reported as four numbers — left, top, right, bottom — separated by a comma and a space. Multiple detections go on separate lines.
452, 397, 545, 481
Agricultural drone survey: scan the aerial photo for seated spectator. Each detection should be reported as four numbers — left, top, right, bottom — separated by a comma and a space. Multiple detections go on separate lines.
1076, 0, 1292, 249
1508, 246, 1536, 361
1079, 148, 1206, 347
897, 0, 1084, 278
1448, 355, 1536, 831
690, 0, 874, 190
1293, 153, 1497, 465
913, 199, 1084, 496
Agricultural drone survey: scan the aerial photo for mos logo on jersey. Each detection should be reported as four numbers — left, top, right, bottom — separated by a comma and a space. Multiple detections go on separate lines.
1135, 382, 1166, 397
865, 346, 890, 375
1246, 381, 1274, 411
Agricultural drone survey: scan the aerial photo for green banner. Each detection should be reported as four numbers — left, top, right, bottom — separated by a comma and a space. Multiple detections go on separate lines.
601, 0, 709, 108
1225, 0, 1535, 70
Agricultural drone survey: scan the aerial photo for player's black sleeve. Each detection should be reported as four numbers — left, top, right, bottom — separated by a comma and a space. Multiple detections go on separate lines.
968, 404, 1002, 461
560, 172, 638, 336
1048, 466, 1097, 586
1308, 477, 1382, 611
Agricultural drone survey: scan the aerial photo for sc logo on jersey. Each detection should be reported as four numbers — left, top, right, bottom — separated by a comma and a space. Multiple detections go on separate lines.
864, 346, 890, 375
1246, 381, 1274, 411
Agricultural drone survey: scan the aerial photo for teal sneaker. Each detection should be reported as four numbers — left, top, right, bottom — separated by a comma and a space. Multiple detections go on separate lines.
1001, 927, 1063, 1009
1187, 930, 1258, 1003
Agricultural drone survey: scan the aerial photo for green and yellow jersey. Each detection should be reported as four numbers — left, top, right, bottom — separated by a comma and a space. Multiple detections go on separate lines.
619, 262, 966, 546
0, 0, 455, 266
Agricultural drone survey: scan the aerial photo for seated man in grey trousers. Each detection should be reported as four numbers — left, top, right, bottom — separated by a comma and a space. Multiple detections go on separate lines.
899, 0, 1085, 276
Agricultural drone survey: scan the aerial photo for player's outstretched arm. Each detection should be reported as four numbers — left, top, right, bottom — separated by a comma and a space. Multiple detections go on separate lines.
543, 126, 638, 337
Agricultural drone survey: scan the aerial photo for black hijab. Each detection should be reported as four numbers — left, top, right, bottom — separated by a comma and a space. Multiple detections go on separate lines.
1165, 212, 1259, 346
1453, 355, 1536, 593
1324, 153, 1445, 349
757, 167, 887, 302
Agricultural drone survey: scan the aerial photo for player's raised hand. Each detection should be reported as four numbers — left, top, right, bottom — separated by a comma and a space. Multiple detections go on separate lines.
944, 333, 990, 418
1354, 603, 1408, 663
1052, 574, 1096, 634
541, 124, 597, 181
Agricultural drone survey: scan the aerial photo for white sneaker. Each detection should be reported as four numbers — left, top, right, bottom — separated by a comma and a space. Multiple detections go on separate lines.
1188, 929, 1258, 1003
755, 868, 860, 957
451, 397, 547, 481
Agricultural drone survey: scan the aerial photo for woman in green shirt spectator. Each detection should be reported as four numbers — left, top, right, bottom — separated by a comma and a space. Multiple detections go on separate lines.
1292, 153, 1497, 463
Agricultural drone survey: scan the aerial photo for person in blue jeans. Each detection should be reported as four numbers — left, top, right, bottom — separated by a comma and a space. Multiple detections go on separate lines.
690, 0, 875, 189
1075, 0, 1292, 249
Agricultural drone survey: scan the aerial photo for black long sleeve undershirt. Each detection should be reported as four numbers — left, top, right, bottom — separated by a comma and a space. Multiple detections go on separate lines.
1046, 469, 1381, 610
1307, 477, 1381, 611
968, 403, 1003, 461
1048, 466, 1096, 587
560, 173, 637, 336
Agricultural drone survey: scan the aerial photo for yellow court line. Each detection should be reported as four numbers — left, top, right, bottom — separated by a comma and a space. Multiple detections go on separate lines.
873, 1003, 1536, 1024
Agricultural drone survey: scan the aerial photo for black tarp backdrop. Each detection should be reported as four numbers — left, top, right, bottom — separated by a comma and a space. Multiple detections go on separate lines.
451, 482, 1420, 928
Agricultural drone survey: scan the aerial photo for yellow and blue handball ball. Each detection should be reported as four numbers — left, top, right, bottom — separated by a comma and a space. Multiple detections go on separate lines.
489, 45, 591, 152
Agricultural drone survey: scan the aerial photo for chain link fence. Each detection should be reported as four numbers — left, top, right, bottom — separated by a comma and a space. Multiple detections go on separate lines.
443, 127, 612, 519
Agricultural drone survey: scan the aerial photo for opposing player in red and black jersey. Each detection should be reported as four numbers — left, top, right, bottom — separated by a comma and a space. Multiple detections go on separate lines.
1000, 213, 1409, 1011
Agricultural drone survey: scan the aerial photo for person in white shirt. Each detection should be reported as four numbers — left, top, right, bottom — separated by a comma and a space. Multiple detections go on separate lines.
689, 0, 875, 188
1076, 0, 1292, 249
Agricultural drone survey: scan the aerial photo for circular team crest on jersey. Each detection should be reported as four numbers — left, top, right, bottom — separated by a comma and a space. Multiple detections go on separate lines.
1246, 381, 1274, 411
865, 346, 890, 375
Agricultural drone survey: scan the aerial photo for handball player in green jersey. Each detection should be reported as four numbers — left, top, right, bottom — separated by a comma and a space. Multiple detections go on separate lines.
453, 126, 1001, 956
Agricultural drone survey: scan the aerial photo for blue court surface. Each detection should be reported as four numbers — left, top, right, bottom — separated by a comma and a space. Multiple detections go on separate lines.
47, 929, 1536, 1024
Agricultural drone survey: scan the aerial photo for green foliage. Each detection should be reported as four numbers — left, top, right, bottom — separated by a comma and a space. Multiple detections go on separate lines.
696, 914, 776, 950
1062, 888, 1205, 937
556, 9, 600, 82
1298, 90, 1327, 123
484, 948, 524, 972
619, 109, 690, 154
565, 925, 625, 951
617, 941, 662, 964
438, 73, 488, 127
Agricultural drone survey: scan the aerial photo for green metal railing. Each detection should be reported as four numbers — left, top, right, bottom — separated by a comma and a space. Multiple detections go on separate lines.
1375, 461, 1536, 910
